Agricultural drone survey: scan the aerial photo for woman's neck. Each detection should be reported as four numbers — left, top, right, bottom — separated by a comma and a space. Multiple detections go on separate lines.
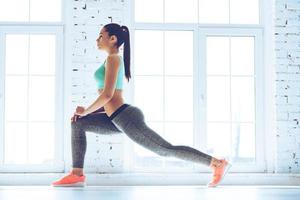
107, 49, 119, 55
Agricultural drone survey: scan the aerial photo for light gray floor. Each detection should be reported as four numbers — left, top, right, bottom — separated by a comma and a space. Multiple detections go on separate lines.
0, 186, 299, 200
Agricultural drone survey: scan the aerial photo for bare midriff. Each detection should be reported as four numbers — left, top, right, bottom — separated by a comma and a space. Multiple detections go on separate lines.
98, 88, 125, 117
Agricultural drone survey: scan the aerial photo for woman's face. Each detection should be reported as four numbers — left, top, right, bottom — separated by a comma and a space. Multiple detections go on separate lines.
96, 28, 107, 50
96, 28, 117, 50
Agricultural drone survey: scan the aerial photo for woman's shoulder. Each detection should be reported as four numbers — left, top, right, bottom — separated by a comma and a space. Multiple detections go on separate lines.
106, 54, 122, 66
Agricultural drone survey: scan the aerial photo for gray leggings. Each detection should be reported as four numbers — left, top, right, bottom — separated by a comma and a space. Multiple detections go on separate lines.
71, 104, 213, 168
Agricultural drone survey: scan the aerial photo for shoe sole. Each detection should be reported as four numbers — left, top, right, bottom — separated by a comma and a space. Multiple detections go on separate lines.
52, 182, 86, 187
207, 162, 232, 188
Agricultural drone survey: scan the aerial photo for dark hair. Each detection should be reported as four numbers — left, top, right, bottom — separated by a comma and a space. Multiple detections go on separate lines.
103, 23, 131, 83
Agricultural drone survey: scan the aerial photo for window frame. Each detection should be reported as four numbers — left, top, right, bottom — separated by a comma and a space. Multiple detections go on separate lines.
132, 25, 198, 173
0, 25, 64, 172
198, 27, 265, 173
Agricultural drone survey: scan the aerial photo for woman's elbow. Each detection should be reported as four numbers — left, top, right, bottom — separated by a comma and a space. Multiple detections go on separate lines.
102, 91, 113, 99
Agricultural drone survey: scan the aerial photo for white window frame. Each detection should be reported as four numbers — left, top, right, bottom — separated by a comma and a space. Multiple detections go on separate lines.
128, 0, 269, 173
131, 24, 199, 173
0, 25, 64, 172
198, 27, 265, 173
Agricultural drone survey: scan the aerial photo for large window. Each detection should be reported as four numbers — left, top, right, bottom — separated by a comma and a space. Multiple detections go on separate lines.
132, 0, 264, 172
0, 0, 63, 172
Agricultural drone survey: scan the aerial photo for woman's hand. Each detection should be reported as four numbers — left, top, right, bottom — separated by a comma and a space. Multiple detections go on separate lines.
71, 113, 80, 122
75, 106, 85, 115
71, 106, 88, 122
75, 106, 88, 116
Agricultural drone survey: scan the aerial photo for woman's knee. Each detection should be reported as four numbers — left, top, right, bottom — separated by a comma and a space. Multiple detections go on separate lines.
144, 143, 173, 157
71, 118, 85, 130
155, 147, 173, 157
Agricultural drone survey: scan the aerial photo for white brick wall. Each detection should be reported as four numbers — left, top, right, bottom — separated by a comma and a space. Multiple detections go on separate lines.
70, 0, 128, 173
275, 0, 300, 172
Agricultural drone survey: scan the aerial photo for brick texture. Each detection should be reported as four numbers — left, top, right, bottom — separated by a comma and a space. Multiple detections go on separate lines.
275, 0, 300, 173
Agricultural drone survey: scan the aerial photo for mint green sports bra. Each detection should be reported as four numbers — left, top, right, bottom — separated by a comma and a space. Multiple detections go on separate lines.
94, 55, 124, 90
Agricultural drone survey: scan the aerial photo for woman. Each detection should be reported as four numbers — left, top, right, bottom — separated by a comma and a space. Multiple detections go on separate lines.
52, 23, 231, 188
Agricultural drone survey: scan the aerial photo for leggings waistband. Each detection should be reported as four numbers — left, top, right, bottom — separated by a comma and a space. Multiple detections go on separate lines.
109, 103, 130, 120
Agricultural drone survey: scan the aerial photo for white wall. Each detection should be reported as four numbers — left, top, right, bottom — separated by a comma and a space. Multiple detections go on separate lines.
66, 0, 130, 173
274, 0, 300, 173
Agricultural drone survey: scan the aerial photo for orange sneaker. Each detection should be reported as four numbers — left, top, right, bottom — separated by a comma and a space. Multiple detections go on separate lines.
51, 172, 86, 187
207, 159, 232, 187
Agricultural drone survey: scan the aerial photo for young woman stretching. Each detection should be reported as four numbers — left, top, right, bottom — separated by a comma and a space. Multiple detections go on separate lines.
52, 23, 232, 188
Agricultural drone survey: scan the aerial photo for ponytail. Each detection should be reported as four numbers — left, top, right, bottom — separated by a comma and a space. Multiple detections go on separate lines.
103, 23, 131, 83
120, 25, 131, 83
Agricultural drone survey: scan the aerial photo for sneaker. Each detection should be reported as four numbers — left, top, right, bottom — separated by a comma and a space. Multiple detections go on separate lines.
51, 172, 86, 187
207, 159, 232, 187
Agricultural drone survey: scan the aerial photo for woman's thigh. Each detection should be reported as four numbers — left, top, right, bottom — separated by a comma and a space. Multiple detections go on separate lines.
72, 112, 123, 135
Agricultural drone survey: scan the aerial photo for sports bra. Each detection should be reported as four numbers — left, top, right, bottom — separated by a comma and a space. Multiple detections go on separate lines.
94, 55, 125, 90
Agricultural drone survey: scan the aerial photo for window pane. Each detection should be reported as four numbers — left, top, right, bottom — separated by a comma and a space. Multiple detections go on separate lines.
207, 122, 231, 157
30, 0, 61, 21
232, 122, 255, 160
207, 76, 230, 121
134, 76, 164, 121
199, 0, 229, 24
28, 122, 55, 164
165, 31, 193, 76
231, 37, 255, 75
29, 34, 56, 75
165, 0, 197, 23
135, 0, 163, 23
5, 76, 28, 121
0, 0, 29, 21
230, 0, 259, 24
4, 122, 27, 164
28, 76, 55, 121
134, 30, 163, 75
165, 77, 193, 121
134, 122, 164, 157
165, 122, 193, 146
5, 34, 29, 75
231, 77, 255, 122
207, 37, 230, 75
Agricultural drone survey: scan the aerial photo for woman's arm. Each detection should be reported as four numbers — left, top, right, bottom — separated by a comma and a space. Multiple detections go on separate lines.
87, 90, 106, 114
82, 93, 111, 116
80, 55, 119, 116
90, 106, 105, 114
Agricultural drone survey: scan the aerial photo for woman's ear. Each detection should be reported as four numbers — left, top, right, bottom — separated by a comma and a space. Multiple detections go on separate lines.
110, 35, 118, 44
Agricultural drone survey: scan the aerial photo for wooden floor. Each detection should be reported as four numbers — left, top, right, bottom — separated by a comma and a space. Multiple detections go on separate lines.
0, 186, 299, 200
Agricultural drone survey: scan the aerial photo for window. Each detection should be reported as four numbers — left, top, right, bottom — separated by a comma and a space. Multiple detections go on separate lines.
0, 0, 63, 172
133, 30, 195, 171
0, 0, 61, 22
132, 0, 264, 173
135, 0, 259, 24
202, 29, 264, 173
